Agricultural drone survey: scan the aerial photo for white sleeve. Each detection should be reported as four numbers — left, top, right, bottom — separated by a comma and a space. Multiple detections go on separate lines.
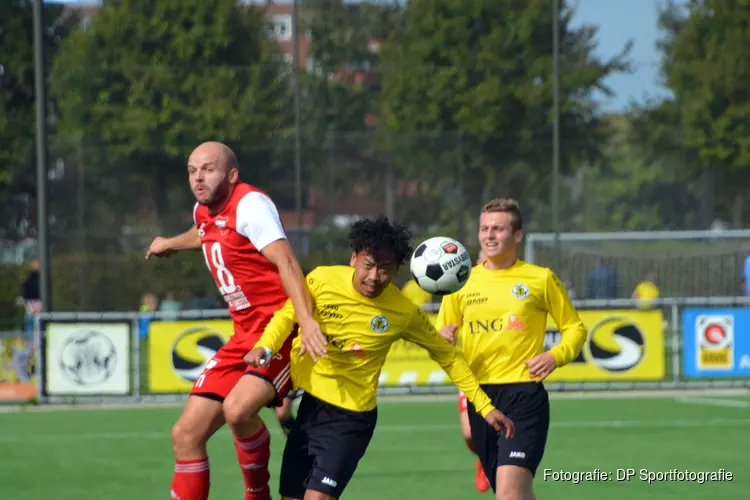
235, 192, 287, 251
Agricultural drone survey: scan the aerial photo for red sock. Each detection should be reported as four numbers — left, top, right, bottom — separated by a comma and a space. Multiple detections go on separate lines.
234, 424, 271, 500
171, 458, 210, 500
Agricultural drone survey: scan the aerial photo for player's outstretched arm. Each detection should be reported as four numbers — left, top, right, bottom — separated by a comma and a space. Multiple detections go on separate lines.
402, 308, 514, 437
253, 298, 298, 357
237, 191, 328, 360
145, 227, 201, 259
261, 242, 327, 361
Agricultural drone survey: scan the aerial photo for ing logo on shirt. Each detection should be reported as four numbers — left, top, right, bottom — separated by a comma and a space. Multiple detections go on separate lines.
350, 342, 365, 359
511, 284, 530, 300
370, 315, 390, 333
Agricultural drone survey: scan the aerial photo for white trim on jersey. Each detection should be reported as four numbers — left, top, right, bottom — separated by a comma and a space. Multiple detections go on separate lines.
193, 202, 200, 226
236, 191, 287, 251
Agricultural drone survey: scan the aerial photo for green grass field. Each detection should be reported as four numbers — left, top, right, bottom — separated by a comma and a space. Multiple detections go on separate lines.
1, 392, 748, 499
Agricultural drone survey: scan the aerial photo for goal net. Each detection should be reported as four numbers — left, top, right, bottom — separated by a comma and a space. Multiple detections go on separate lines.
525, 230, 750, 299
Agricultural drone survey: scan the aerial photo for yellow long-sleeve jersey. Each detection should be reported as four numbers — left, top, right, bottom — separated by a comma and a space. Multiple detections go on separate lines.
255, 265, 495, 417
437, 260, 587, 384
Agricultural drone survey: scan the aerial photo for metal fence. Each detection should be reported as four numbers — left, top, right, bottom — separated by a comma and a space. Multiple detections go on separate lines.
21, 296, 749, 406
0, 131, 732, 313
4, 1, 750, 334
527, 230, 750, 299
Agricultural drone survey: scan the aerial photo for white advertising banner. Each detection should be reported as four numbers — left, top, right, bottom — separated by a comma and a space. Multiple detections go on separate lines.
45, 323, 131, 395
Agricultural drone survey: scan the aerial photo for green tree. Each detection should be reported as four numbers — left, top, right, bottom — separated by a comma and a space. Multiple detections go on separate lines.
650, 0, 750, 227
49, 0, 291, 250
378, 0, 631, 233
300, 0, 399, 135
578, 113, 703, 231
0, 0, 75, 242
296, 1, 402, 224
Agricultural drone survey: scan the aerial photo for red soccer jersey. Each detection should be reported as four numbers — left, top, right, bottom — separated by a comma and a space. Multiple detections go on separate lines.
194, 182, 289, 342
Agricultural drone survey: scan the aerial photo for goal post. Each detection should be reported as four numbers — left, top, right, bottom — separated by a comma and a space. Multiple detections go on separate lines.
524, 229, 750, 299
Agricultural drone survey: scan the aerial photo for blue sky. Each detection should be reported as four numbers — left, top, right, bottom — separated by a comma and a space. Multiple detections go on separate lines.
47, 0, 684, 111
571, 0, 684, 111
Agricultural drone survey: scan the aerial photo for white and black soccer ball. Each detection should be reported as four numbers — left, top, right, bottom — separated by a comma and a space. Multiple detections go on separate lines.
410, 236, 472, 295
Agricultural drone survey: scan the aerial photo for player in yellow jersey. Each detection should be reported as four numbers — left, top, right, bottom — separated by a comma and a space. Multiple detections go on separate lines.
245, 216, 514, 500
437, 199, 587, 500
632, 271, 659, 310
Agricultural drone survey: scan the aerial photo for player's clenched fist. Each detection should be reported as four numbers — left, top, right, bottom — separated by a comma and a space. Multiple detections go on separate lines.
485, 409, 515, 439
145, 236, 175, 259
244, 347, 271, 367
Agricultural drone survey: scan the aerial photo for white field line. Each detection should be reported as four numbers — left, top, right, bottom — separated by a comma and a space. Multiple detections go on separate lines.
1, 417, 749, 444
675, 396, 749, 408
0, 388, 747, 414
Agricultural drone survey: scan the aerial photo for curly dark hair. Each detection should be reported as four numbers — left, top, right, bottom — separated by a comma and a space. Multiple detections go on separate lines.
348, 216, 413, 267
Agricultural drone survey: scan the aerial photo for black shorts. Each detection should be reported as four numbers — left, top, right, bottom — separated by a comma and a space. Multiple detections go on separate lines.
279, 392, 377, 499
467, 382, 550, 489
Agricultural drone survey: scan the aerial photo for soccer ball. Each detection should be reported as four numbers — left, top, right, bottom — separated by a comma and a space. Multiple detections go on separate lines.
410, 236, 472, 295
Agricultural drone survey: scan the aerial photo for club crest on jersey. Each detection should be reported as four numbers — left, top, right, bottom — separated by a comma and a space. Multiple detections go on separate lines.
512, 284, 530, 300
370, 315, 389, 333
198, 222, 206, 239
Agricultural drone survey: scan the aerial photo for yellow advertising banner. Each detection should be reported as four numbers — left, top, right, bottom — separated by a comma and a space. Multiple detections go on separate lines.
148, 320, 234, 393
542, 309, 665, 382
0, 336, 36, 401
147, 310, 665, 391
379, 310, 665, 385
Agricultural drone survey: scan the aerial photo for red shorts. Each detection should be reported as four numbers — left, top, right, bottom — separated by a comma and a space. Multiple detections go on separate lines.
457, 391, 468, 413
190, 330, 295, 406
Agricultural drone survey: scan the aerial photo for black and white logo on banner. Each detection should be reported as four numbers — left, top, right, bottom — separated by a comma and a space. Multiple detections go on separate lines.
46, 323, 131, 395
59, 329, 117, 386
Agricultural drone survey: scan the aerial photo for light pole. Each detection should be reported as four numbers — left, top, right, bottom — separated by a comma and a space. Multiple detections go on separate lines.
292, 0, 303, 250
33, 0, 51, 311
552, 0, 561, 271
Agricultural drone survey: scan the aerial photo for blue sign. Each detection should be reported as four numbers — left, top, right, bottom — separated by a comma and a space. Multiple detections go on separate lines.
682, 308, 750, 378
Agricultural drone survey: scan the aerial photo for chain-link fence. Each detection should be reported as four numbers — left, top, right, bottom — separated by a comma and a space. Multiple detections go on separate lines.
0, 128, 746, 312
2, 0, 750, 316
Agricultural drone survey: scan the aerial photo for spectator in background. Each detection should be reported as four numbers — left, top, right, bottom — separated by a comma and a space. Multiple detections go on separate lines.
586, 258, 618, 299
14, 259, 42, 382
21, 259, 42, 335
140, 292, 159, 313
138, 292, 159, 339
159, 290, 182, 320
633, 272, 660, 310
188, 288, 217, 310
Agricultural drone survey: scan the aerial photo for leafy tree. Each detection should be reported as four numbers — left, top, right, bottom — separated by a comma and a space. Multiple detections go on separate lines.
578, 113, 703, 231
649, 0, 750, 227
296, 1, 402, 222
49, 0, 291, 251
300, 0, 399, 134
378, 0, 632, 233
0, 0, 75, 242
